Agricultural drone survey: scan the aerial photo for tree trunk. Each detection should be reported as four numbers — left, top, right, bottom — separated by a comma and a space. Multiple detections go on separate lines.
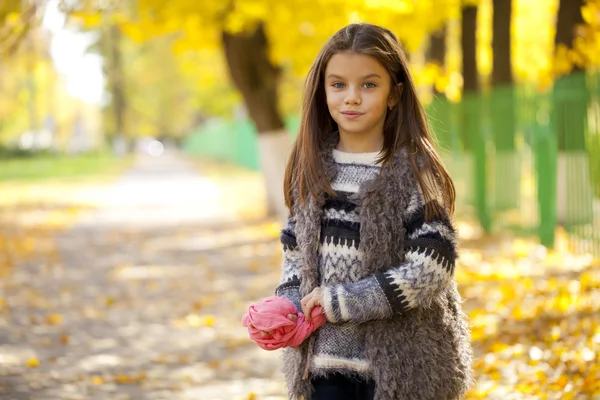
427, 25, 446, 96
222, 24, 284, 133
554, 0, 586, 151
491, 0, 512, 87
108, 24, 128, 155
491, 0, 518, 210
427, 27, 445, 67
461, 5, 490, 232
27, 35, 39, 134
555, 0, 585, 65
222, 24, 291, 221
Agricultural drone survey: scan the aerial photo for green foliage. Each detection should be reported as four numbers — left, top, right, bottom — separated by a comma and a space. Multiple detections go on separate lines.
0, 151, 130, 181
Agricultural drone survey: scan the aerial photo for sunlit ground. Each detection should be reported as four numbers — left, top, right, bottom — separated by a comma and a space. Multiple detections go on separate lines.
0, 151, 598, 400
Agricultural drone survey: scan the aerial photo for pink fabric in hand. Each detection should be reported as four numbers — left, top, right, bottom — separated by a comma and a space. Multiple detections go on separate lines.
242, 296, 326, 351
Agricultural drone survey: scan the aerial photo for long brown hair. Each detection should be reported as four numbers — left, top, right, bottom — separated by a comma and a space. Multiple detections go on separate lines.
283, 23, 455, 220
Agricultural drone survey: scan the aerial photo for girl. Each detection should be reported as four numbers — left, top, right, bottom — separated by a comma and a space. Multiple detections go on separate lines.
272, 23, 473, 400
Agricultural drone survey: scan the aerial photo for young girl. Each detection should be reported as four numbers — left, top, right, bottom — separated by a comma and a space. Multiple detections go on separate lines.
272, 23, 473, 400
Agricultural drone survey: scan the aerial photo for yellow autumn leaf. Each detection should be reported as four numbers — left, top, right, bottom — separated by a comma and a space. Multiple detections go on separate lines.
202, 314, 216, 327
105, 296, 116, 307
115, 375, 131, 383
45, 314, 62, 325
60, 333, 70, 345
263, 222, 282, 238
26, 357, 39, 368
91, 376, 104, 384
185, 313, 216, 327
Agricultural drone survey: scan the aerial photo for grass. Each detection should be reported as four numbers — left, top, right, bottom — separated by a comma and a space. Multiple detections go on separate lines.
0, 152, 133, 182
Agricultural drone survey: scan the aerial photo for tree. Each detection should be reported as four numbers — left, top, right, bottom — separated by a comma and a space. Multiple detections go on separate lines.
491, 0, 512, 87
490, 0, 518, 211
426, 25, 446, 96
461, 4, 479, 94
65, 0, 462, 219
0, 1, 37, 58
461, 2, 491, 232
553, 0, 586, 153
105, 24, 128, 152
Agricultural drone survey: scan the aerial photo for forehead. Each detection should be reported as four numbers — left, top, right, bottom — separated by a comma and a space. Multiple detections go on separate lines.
325, 51, 389, 79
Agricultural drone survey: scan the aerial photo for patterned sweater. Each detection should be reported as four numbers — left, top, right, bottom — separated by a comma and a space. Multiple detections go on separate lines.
276, 149, 458, 378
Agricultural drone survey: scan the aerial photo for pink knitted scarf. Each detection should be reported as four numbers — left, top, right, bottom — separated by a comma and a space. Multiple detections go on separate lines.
242, 296, 326, 350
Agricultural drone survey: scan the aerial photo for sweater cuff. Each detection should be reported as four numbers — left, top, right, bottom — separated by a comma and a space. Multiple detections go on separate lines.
323, 276, 393, 323
322, 286, 339, 323
276, 278, 302, 313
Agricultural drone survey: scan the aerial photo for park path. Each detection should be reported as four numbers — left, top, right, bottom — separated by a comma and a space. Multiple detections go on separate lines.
1, 150, 599, 400
0, 151, 287, 400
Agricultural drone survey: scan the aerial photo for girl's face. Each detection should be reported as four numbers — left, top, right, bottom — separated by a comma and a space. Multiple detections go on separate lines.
324, 51, 398, 143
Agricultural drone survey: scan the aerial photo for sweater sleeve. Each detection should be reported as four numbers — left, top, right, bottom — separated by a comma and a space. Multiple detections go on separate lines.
274, 216, 303, 312
322, 187, 458, 324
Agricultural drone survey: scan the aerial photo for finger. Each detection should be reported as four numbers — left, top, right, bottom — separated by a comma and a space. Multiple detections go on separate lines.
260, 330, 271, 337
287, 314, 298, 322
307, 297, 322, 321
300, 294, 311, 307
300, 297, 311, 320
300, 294, 311, 314
303, 298, 317, 322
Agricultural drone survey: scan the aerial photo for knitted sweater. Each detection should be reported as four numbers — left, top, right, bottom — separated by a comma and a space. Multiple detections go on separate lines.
276, 149, 458, 379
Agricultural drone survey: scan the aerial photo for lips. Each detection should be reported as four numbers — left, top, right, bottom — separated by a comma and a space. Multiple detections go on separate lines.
341, 111, 364, 120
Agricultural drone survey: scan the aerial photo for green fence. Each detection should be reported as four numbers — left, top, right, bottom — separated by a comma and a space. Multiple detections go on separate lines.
183, 116, 301, 170
429, 71, 599, 256
183, 72, 600, 257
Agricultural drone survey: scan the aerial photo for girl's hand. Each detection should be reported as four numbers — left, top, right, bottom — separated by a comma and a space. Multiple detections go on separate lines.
249, 314, 298, 336
301, 287, 324, 322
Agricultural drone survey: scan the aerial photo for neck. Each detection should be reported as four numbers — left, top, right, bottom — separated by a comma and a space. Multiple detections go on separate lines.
336, 128, 384, 153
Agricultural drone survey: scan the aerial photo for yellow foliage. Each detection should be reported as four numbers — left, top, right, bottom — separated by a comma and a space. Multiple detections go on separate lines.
582, 0, 600, 26
549, 0, 600, 79
70, 11, 103, 28
4, 12, 21, 26
119, 22, 147, 43
128, 0, 460, 81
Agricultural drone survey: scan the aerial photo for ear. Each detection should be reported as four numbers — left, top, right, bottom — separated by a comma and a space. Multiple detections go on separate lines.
388, 83, 404, 109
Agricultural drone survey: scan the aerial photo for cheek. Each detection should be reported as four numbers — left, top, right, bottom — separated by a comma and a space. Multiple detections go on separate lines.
363, 92, 387, 110
325, 91, 342, 109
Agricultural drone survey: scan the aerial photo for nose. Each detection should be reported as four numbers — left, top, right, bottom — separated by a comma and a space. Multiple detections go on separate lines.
344, 86, 361, 105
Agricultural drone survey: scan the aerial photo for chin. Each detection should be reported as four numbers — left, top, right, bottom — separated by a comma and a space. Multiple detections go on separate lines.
337, 123, 370, 134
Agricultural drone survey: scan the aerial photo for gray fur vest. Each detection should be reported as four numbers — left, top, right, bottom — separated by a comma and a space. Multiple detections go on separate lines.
281, 133, 473, 400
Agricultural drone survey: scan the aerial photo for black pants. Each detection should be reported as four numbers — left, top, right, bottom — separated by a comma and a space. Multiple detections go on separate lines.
311, 373, 376, 400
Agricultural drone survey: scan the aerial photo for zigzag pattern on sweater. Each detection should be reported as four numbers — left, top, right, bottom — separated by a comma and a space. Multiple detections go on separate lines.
319, 242, 363, 284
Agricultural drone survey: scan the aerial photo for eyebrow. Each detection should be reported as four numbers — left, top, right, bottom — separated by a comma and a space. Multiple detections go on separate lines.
326, 73, 383, 79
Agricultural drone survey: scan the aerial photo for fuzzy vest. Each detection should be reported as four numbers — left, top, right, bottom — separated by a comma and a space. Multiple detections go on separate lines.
281, 133, 474, 400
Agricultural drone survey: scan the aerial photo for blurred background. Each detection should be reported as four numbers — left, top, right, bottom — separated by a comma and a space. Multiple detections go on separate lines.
0, 0, 599, 399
